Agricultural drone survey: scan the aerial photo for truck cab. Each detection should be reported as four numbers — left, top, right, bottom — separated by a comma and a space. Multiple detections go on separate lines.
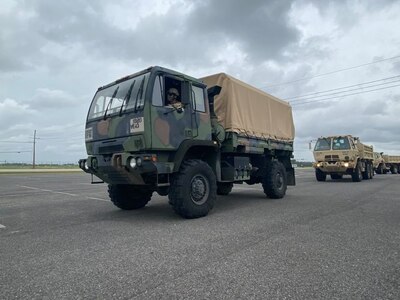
80, 66, 215, 184
313, 135, 374, 182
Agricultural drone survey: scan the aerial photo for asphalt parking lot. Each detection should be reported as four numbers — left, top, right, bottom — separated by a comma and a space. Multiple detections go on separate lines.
1, 169, 399, 299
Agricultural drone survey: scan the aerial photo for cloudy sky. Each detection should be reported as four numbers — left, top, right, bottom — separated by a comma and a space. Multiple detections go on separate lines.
1, 0, 400, 164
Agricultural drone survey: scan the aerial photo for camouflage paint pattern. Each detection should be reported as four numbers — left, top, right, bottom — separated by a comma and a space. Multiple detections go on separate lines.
150, 105, 212, 149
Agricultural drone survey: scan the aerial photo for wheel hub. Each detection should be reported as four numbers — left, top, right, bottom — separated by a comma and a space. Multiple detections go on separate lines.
191, 175, 209, 205
275, 172, 283, 190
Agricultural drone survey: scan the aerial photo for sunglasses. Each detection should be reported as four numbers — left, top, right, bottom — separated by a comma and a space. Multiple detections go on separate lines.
168, 92, 178, 97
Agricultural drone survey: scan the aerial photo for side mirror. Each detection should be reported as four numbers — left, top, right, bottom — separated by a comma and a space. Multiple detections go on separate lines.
207, 85, 221, 117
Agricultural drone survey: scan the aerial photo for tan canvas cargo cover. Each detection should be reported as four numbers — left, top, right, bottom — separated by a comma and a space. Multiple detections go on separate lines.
200, 73, 295, 141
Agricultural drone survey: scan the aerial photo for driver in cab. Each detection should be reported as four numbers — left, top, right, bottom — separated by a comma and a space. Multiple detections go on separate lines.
167, 88, 184, 112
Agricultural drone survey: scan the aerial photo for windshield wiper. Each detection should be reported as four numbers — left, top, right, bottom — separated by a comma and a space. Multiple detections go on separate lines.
103, 86, 119, 120
119, 80, 136, 116
134, 76, 146, 112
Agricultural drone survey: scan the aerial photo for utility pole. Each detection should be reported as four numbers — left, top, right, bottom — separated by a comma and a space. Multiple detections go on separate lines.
32, 130, 36, 169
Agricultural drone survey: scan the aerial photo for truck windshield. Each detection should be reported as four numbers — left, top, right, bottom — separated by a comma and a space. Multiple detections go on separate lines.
332, 137, 350, 150
314, 138, 331, 151
87, 72, 149, 120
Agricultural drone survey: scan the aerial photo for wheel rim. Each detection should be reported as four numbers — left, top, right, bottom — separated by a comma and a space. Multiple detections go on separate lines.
275, 172, 284, 190
190, 174, 209, 205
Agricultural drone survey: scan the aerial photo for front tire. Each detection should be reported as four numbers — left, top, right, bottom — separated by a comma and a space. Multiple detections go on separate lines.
169, 159, 217, 219
108, 185, 152, 210
391, 165, 398, 174
376, 164, 383, 174
262, 161, 287, 199
352, 163, 363, 182
315, 169, 327, 182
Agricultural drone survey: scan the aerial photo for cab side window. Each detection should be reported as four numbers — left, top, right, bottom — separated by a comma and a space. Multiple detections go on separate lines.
152, 75, 164, 107
192, 85, 206, 112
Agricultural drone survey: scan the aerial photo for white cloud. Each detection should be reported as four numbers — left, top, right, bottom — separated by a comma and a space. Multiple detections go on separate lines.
0, 0, 400, 163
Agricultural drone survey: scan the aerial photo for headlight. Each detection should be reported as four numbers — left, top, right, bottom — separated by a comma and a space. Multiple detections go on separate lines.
129, 157, 137, 168
84, 161, 89, 170
91, 157, 98, 170
344, 162, 349, 167
136, 157, 142, 167
317, 163, 321, 167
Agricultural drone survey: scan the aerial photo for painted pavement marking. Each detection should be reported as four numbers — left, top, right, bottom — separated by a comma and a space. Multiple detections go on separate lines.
18, 185, 108, 202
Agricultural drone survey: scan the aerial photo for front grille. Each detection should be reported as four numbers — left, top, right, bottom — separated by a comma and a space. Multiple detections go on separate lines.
324, 155, 339, 161
98, 145, 124, 154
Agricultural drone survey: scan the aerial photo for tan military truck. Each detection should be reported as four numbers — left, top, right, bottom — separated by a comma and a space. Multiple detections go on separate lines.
382, 155, 400, 174
313, 135, 374, 182
373, 152, 385, 174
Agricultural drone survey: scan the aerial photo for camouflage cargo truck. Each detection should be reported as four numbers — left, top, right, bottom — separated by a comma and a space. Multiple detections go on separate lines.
381, 154, 400, 174
79, 66, 295, 218
313, 135, 374, 182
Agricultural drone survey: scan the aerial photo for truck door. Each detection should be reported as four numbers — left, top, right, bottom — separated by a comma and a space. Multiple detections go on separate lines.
150, 74, 194, 149
189, 83, 209, 139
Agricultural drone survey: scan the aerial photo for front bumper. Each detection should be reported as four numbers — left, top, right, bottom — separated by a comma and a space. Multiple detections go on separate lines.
313, 161, 356, 173
79, 153, 174, 185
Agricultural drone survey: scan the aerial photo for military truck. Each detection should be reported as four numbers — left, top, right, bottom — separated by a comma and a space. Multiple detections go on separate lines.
373, 152, 385, 174
313, 135, 374, 182
381, 155, 400, 174
79, 66, 295, 218
373, 152, 400, 174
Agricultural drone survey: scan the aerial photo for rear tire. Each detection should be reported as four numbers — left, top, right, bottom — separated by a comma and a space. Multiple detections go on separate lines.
168, 159, 216, 219
217, 183, 233, 195
352, 163, 363, 182
108, 185, 152, 210
262, 161, 287, 199
362, 163, 369, 180
315, 169, 327, 182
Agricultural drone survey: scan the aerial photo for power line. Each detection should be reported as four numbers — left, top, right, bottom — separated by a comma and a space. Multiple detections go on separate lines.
37, 136, 84, 141
0, 151, 31, 153
291, 83, 400, 107
0, 140, 33, 144
284, 75, 400, 101
289, 77, 400, 103
262, 54, 400, 88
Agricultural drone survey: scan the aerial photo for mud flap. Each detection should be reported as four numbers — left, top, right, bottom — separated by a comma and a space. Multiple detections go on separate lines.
286, 167, 296, 186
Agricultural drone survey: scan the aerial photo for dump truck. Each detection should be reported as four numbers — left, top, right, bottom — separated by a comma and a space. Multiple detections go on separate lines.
381, 155, 400, 174
79, 66, 296, 218
373, 152, 385, 174
313, 135, 374, 182
374, 152, 400, 174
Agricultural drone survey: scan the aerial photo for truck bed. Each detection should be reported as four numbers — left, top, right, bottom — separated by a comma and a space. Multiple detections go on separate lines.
221, 132, 293, 154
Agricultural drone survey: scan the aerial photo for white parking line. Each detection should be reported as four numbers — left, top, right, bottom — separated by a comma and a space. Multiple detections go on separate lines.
19, 185, 78, 196
18, 185, 108, 202
85, 197, 108, 202
0, 224, 5, 229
